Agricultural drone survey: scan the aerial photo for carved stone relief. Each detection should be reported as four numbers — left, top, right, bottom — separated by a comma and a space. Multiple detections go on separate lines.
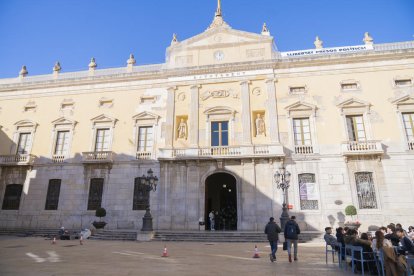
252, 87, 261, 96
200, 89, 231, 101
177, 92, 186, 101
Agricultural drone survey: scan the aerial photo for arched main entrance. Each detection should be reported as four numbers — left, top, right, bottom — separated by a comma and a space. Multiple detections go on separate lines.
205, 172, 237, 230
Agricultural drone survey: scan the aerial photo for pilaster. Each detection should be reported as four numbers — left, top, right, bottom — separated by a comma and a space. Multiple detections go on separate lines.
190, 85, 201, 147
165, 86, 177, 147
266, 78, 280, 143
240, 80, 252, 145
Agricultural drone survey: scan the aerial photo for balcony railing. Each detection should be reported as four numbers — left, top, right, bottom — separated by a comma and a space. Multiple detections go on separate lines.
0, 154, 36, 165
294, 145, 314, 154
82, 151, 114, 163
341, 141, 384, 156
52, 154, 66, 163
136, 151, 153, 160
408, 141, 414, 151
160, 145, 285, 159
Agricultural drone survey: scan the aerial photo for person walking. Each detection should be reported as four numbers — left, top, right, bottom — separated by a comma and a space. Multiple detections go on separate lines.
264, 217, 282, 262
284, 216, 301, 262
209, 210, 215, 231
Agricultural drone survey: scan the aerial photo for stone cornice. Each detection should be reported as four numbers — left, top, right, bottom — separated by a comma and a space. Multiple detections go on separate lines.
1, 47, 413, 93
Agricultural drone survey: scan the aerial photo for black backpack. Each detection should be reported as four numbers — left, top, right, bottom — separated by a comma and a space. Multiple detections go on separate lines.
285, 223, 296, 238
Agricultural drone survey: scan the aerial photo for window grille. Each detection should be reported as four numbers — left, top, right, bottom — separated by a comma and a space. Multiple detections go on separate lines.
298, 173, 318, 210
133, 177, 149, 210
355, 172, 377, 209
2, 184, 23, 210
87, 178, 104, 210
45, 179, 61, 210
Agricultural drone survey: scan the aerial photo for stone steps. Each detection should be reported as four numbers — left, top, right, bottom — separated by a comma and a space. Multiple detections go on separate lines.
89, 230, 137, 241
0, 228, 78, 238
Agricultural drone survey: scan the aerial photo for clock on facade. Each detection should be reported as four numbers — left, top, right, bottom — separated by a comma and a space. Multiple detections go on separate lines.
214, 50, 224, 61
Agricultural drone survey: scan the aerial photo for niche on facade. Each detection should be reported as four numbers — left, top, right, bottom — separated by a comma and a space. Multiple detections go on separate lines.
340, 79, 361, 92
23, 101, 37, 113
252, 111, 266, 137
176, 115, 188, 140
60, 99, 75, 116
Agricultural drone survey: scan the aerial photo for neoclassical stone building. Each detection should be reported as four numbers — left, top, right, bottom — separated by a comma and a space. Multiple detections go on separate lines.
1, 3, 414, 232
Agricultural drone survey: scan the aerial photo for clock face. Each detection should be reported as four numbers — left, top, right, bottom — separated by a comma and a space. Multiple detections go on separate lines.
214, 50, 224, 61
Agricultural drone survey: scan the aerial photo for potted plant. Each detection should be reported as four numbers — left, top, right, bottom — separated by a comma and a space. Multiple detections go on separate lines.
344, 205, 361, 229
92, 207, 107, 229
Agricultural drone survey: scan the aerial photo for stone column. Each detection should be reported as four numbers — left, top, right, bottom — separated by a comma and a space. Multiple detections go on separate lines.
265, 78, 280, 143
165, 87, 176, 148
240, 80, 252, 145
189, 85, 200, 147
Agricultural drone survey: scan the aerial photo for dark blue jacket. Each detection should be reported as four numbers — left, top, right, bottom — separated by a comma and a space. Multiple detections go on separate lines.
284, 220, 301, 240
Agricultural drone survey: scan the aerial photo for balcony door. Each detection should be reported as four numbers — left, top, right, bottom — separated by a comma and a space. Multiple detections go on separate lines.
211, 121, 228, 147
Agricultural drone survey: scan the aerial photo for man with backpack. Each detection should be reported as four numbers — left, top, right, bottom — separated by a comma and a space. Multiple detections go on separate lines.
284, 216, 301, 263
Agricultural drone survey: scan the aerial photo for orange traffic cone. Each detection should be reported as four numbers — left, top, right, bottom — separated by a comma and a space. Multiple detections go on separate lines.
52, 237, 56, 245
80, 236, 83, 245
161, 245, 169, 257
252, 245, 260, 258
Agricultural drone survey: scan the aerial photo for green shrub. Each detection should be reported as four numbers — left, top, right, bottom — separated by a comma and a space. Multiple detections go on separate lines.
345, 205, 357, 217
95, 207, 106, 221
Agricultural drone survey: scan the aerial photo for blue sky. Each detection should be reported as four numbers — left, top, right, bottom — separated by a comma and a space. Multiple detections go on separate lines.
0, 0, 413, 78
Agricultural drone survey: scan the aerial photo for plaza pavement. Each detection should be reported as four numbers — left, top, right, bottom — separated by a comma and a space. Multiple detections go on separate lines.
0, 236, 351, 276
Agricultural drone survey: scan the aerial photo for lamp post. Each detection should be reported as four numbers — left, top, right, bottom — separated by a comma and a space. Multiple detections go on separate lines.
141, 168, 158, 232
274, 166, 291, 229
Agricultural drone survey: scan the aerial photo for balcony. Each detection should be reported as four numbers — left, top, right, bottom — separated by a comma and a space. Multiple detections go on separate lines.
341, 141, 384, 157
82, 151, 114, 163
294, 145, 314, 154
52, 154, 66, 163
159, 145, 284, 160
136, 151, 153, 160
0, 154, 36, 166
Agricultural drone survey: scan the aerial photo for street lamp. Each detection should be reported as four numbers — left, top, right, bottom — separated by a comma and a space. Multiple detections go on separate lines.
141, 168, 158, 232
274, 166, 291, 229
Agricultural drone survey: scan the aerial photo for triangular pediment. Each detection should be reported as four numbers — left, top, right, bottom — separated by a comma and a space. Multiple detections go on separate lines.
337, 98, 371, 114
132, 111, 160, 125
391, 95, 414, 111
51, 117, 77, 127
172, 27, 272, 50
91, 114, 117, 126
285, 101, 317, 117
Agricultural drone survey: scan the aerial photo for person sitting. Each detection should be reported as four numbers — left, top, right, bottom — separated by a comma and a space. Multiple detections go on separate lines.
354, 233, 375, 274
372, 229, 392, 252
374, 230, 406, 275
396, 227, 414, 255
336, 227, 345, 248
324, 227, 341, 250
385, 224, 400, 246
408, 226, 414, 240
58, 226, 70, 240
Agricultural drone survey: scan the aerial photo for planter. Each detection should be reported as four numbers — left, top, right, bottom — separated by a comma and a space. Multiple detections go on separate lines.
344, 223, 361, 230
92, 221, 107, 229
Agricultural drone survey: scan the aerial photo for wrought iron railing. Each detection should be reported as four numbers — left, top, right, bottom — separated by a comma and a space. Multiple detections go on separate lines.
408, 141, 414, 151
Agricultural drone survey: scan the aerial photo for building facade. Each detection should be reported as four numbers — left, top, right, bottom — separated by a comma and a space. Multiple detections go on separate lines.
1, 4, 414, 232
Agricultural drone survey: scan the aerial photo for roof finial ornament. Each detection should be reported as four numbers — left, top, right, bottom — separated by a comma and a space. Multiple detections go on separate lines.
261, 23, 270, 36
89, 58, 97, 69
53, 62, 61, 73
19, 65, 28, 77
208, 0, 229, 29
314, 36, 323, 49
127, 54, 136, 65
171, 33, 178, 45
363, 32, 374, 45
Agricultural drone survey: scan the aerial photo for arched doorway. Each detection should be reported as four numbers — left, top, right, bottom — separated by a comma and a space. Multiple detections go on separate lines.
205, 172, 237, 230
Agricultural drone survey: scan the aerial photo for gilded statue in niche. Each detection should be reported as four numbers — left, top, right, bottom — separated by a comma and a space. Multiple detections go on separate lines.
255, 114, 266, 136
177, 118, 187, 139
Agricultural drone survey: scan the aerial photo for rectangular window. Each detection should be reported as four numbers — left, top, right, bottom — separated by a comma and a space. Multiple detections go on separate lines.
341, 83, 358, 90
402, 113, 414, 141
355, 172, 377, 209
17, 132, 32, 154
133, 177, 149, 210
2, 184, 23, 210
54, 131, 70, 155
87, 178, 104, 210
94, 128, 110, 152
298, 174, 319, 210
137, 126, 153, 152
211, 121, 228, 146
45, 179, 61, 210
346, 115, 366, 142
395, 79, 412, 87
289, 86, 306, 94
293, 118, 312, 145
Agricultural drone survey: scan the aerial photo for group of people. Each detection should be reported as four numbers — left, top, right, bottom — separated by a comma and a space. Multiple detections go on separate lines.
324, 223, 414, 274
264, 216, 301, 263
